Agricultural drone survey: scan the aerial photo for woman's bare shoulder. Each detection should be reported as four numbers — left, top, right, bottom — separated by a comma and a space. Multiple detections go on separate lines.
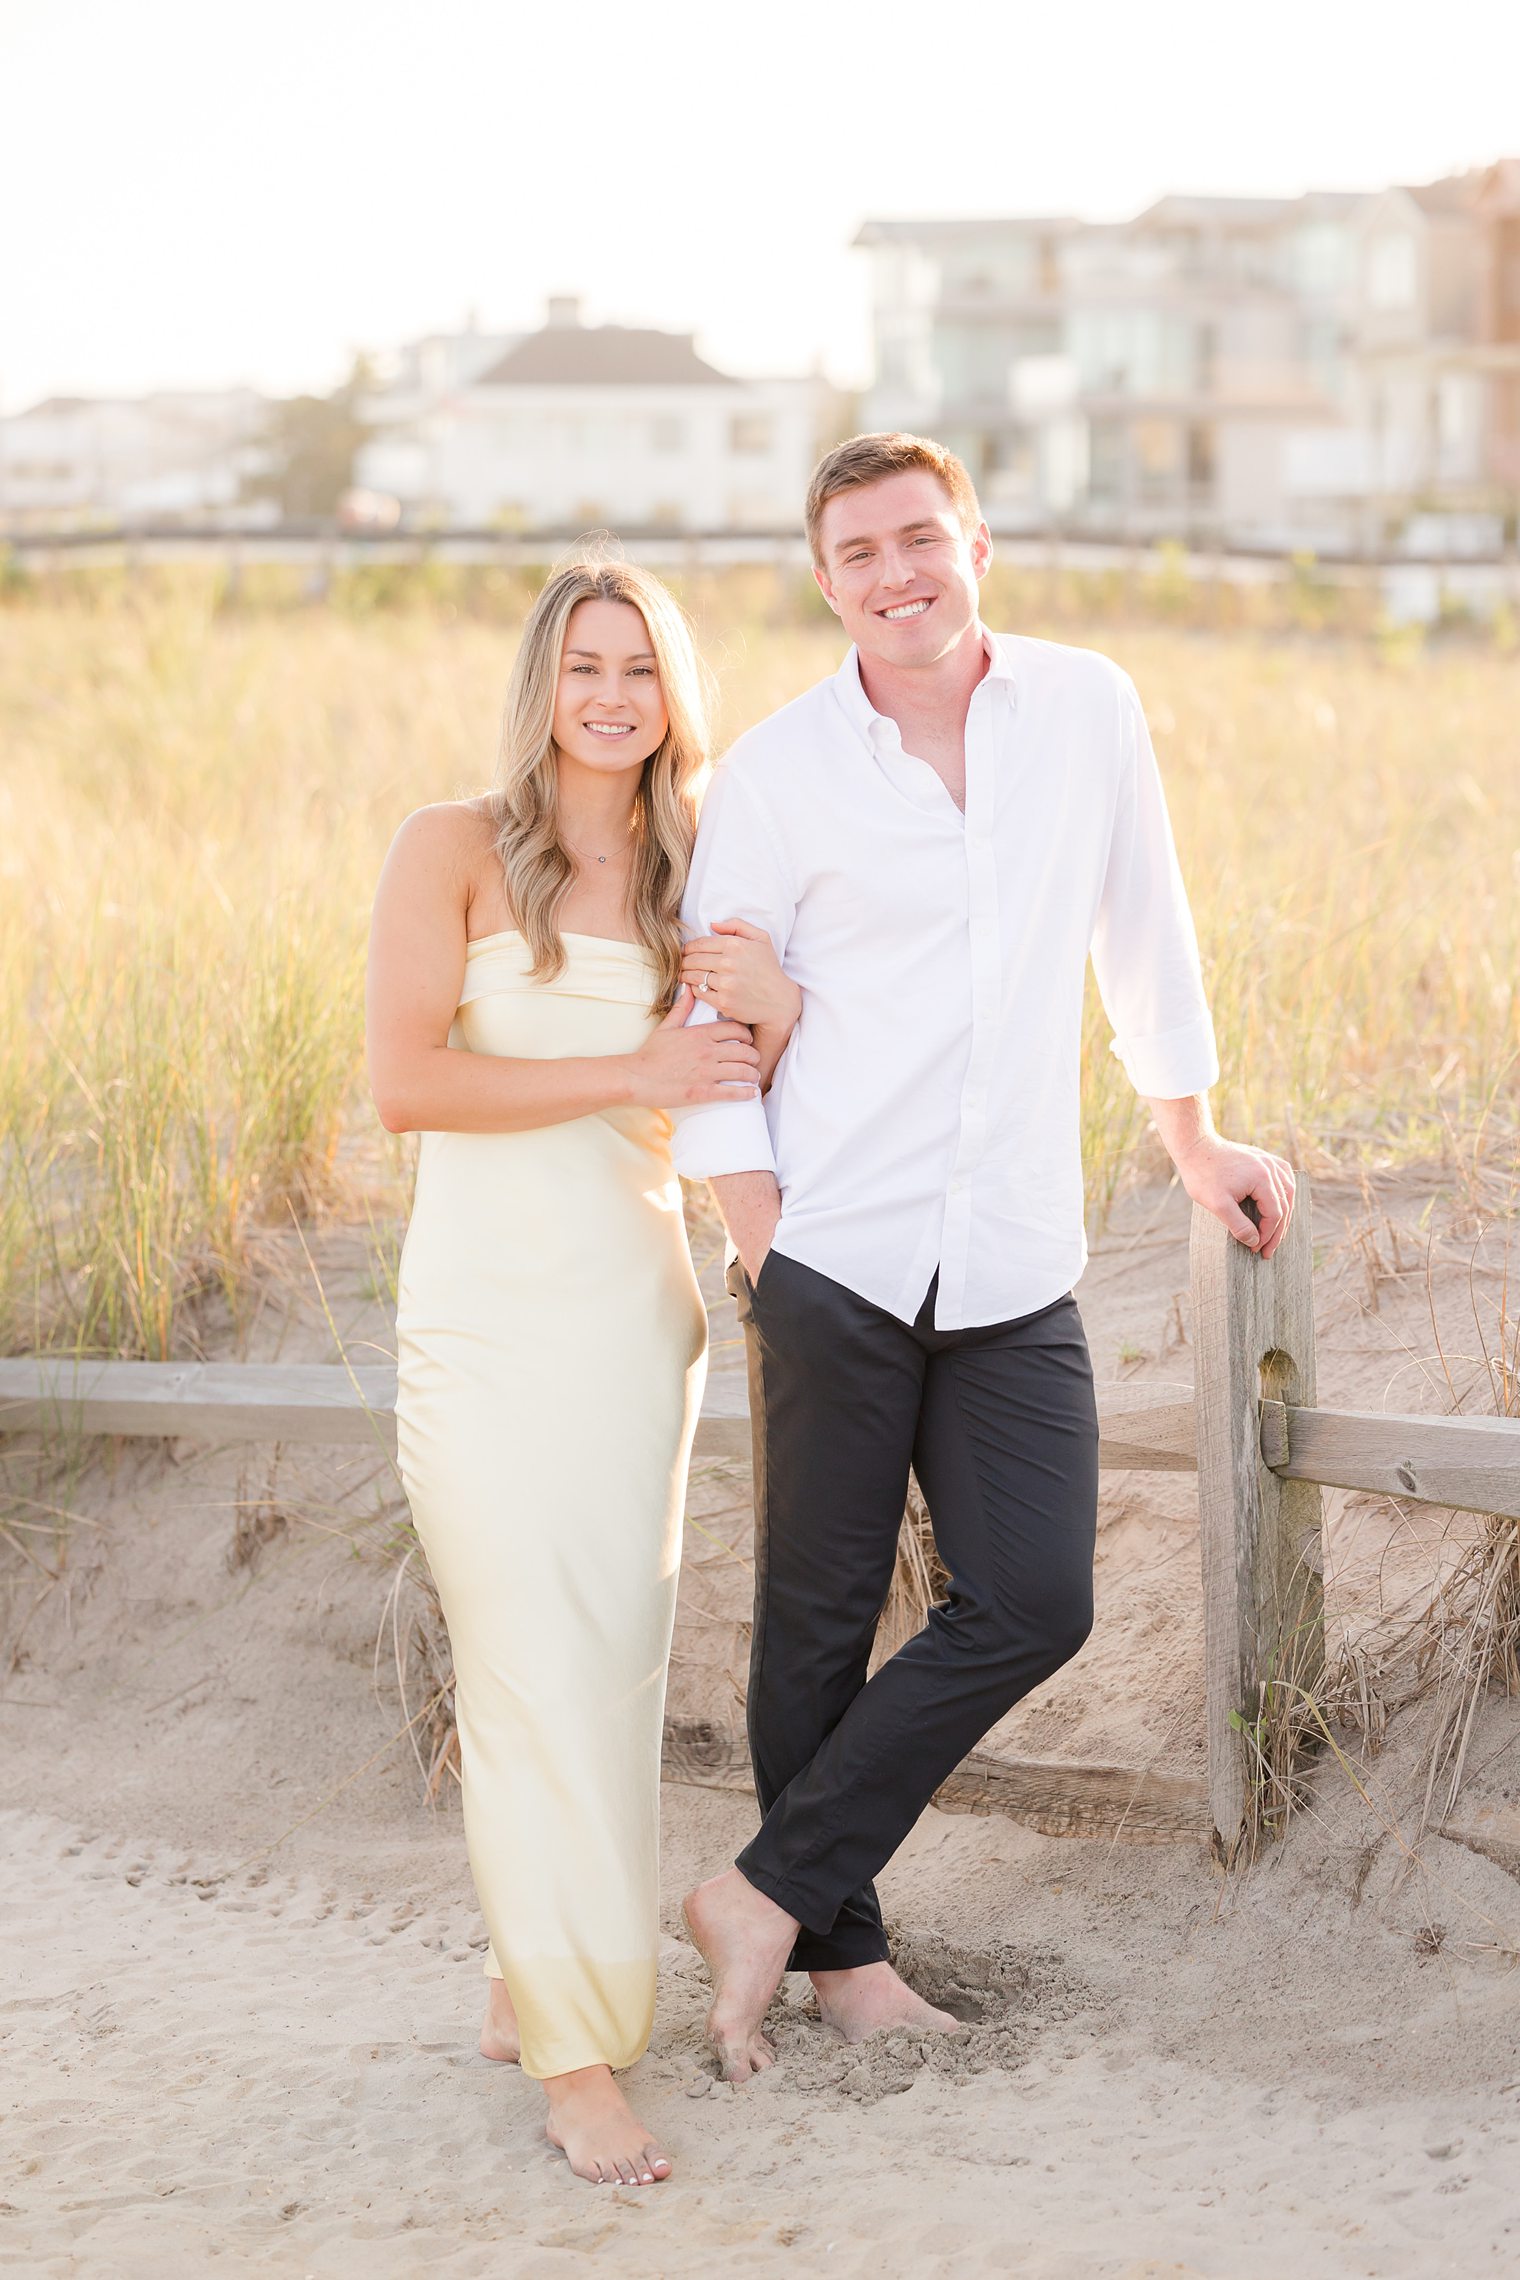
385, 798, 497, 878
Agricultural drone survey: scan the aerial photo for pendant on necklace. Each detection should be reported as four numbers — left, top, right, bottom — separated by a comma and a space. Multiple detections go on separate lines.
597, 854, 607, 864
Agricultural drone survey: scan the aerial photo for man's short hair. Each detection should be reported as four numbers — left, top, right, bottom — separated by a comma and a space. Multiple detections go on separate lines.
805, 432, 981, 565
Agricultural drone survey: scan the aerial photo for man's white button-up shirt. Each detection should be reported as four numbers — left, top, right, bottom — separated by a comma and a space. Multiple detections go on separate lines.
672, 631, 1219, 1330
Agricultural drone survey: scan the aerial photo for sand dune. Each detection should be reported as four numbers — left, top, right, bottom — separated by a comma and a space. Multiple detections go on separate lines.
5, 1177, 1520, 2276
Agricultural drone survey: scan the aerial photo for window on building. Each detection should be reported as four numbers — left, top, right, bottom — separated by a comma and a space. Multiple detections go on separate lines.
729, 413, 772, 454
1437, 375, 1475, 449
986, 426, 1035, 503
1292, 221, 1352, 297
879, 342, 910, 389
942, 244, 1035, 299
650, 500, 684, 530
1501, 236, 1520, 324
1133, 418, 1183, 504
1088, 418, 1125, 503
1298, 315, 1344, 402
1194, 324, 1218, 394
1073, 311, 1168, 395
650, 416, 685, 453
937, 320, 1025, 405
1367, 232, 1418, 311
1186, 422, 1216, 496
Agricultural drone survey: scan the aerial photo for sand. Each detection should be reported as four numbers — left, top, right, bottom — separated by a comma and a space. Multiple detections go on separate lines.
4, 1172, 1520, 2277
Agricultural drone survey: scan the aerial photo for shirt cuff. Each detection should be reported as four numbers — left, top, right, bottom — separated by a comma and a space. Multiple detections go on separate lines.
670, 1094, 778, 1180
1110, 1014, 1220, 1101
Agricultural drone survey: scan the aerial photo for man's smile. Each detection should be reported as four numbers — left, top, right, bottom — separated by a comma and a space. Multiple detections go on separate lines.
877, 597, 934, 620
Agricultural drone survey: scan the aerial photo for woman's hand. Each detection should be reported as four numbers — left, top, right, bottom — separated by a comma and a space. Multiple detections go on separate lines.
625, 987, 760, 1108
681, 919, 801, 1032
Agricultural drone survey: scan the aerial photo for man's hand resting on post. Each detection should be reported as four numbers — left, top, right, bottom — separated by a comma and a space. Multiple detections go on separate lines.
1146, 1096, 1296, 1261
710, 1170, 782, 1284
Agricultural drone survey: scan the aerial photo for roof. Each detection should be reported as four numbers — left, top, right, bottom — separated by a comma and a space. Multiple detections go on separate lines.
1134, 194, 1305, 229
13, 395, 92, 419
1293, 191, 1371, 217
1403, 173, 1479, 217
10, 389, 265, 426
853, 216, 1079, 247
474, 326, 736, 388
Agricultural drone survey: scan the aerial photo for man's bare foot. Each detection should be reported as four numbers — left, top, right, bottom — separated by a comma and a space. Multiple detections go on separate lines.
543, 2064, 672, 2186
810, 1960, 963, 2043
479, 1975, 521, 2064
682, 1868, 796, 2083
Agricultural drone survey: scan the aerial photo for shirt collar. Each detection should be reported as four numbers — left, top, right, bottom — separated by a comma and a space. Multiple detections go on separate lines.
833, 627, 1014, 748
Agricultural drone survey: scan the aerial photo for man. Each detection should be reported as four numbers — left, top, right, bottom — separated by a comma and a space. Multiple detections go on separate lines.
673, 433, 1294, 2082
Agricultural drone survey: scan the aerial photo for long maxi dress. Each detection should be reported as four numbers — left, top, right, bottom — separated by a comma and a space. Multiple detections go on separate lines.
394, 928, 708, 2080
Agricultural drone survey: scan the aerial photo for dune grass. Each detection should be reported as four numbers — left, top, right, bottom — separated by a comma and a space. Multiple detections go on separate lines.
2, 566, 1516, 1360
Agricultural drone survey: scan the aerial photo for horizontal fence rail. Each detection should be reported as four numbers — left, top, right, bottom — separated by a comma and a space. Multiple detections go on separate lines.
1259, 1399, 1520, 1521
5, 1177, 1518, 1859
0, 1359, 1200, 1476
3, 1359, 1515, 1517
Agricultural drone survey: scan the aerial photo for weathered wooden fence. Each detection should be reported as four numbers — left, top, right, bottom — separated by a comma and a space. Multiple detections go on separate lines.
4, 1172, 1518, 1859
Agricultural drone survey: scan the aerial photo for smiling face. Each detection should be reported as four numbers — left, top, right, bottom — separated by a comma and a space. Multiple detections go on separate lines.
812, 468, 992, 669
550, 595, 669, 777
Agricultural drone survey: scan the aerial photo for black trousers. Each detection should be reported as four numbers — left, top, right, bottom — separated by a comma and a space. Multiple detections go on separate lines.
725, 1250, 1099, 1974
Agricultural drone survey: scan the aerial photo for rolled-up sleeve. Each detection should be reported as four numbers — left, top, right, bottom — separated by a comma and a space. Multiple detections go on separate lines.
1090, 675, 1220, 1101
669, 762, 795, 1180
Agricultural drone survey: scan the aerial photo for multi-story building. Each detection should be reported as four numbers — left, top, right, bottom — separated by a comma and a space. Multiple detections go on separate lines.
355, 298, 830, 533
856, 165, 1520, 550
0, 388, 272, 531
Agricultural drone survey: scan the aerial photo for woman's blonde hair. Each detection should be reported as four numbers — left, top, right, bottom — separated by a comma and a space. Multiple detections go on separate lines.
490, 555, 710, 1009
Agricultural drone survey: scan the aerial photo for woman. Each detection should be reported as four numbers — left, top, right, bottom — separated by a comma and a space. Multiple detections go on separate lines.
366, 559, 799, 2187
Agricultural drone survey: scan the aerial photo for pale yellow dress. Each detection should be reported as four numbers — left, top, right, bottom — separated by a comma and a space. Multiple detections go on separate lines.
394, 929, 707, 2080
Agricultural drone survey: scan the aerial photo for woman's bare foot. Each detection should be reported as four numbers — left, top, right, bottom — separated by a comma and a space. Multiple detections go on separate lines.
682, 1868, 796, 2083
543, 2065, 672, 2186
479, 1975, 521, 2064
810, 1960, 963, 2043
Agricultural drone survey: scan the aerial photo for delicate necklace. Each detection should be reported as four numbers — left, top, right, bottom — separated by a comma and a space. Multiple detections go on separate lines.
563, 826, 635, 868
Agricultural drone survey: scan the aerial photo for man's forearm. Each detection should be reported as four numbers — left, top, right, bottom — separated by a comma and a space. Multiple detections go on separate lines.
709, 1170, 782, 1278
1144, 1092, 1216, 1174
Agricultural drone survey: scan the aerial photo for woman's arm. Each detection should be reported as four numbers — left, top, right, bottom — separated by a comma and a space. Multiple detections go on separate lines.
366, 807, 760, 1134
679, 919, 801, 1092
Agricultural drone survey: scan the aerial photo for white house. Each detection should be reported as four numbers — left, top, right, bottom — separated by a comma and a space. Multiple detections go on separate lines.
354, 299, 828, 533
0, 389, 272, 530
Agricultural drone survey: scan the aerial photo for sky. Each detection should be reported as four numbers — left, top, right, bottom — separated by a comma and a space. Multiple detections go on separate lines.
5, 0, 1519, 413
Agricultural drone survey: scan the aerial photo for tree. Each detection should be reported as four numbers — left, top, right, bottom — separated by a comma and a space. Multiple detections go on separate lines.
244, 356, 372, 522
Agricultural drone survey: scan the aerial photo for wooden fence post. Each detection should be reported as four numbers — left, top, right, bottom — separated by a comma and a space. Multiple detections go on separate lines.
1191, 1173, 1325, 1858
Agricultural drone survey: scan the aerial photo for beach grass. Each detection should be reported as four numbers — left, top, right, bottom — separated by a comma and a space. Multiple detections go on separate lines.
2, 566, 1516, 1360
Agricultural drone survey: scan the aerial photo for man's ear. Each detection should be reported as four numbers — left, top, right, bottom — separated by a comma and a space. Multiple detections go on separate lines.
812, 563, 843, 619
971, 522, 994, 583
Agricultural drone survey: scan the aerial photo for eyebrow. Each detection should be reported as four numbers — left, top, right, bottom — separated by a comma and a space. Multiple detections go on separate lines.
832, 519, 944, 554
565, 647, 656, 661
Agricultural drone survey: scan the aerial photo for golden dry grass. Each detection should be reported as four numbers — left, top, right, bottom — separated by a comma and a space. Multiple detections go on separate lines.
2, 568, 1516, 1359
